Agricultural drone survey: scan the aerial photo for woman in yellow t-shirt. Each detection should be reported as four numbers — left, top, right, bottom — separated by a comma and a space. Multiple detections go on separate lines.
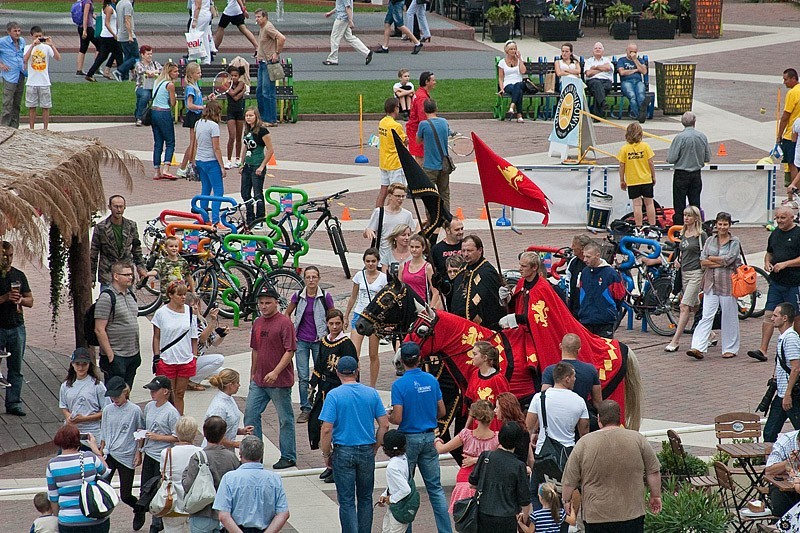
618, 122, 657, 227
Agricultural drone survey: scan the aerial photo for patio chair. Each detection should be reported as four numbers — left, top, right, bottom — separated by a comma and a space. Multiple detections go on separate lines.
714, 461, 777, 533
715, 412, 763, 443
666, 430, 718, 491
519, 0, 547, 35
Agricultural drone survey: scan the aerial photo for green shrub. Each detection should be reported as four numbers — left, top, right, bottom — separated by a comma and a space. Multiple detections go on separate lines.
657, 441, 709, 477
645, 478, 731, 533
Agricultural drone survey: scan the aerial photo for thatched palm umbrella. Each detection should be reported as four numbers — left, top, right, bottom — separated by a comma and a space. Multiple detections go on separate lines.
0, 126, 143, 346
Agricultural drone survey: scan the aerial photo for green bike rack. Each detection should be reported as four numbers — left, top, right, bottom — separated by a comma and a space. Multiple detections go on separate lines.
222, 233, 276, 327
264, 186, 310, 269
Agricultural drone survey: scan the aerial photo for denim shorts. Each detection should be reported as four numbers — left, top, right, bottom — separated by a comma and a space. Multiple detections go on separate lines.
765, 280, 800, 312
384, 1, 405, 27
351, 312, 361, 330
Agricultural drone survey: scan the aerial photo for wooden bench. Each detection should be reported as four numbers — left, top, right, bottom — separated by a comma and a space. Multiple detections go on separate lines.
174, 59, 298, 124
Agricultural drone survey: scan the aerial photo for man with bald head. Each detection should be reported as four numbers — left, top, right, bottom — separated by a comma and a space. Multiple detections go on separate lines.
667, 112, 710, 225
616, 42, 649, 124
748, 206, 800, 362
584, 42, 613, 120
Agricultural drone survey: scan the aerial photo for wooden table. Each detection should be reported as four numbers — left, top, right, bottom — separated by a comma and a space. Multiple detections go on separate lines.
764, 472, 796, 493
717, 442, 769, 504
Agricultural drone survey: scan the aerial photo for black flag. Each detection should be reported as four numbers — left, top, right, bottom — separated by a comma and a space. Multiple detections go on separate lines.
391, 129, 452, 241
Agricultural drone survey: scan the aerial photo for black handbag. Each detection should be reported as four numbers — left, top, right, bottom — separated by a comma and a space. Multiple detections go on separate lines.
672, 268, 682, 295
427, 118, 455, 174
453, 453, 490, 533
534, 390, 573, 481
141, 81, 166, 127
523, 78, 541, 94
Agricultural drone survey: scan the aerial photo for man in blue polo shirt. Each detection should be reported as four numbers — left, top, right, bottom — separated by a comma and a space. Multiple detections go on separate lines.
0, 21, 26, 128
616, 42, 649, 124
320, 356, 389, 533
389, 342, 452, 533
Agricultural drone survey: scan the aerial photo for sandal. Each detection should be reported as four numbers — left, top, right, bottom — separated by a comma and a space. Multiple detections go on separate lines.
664, 344, 679, 352
722, 352, 737, 359
186, 382, 207, 391
160, 173, 178, 180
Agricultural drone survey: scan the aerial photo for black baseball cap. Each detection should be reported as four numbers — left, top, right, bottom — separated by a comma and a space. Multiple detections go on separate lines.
143, 375, 172, 390
400, 342, 421, 362
104, 376, 127, 397
71, 347, 92, 364
257, 286, 281, 300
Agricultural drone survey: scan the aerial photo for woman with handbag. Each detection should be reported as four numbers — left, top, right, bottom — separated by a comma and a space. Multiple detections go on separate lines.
465, 422, 531, 533
158, 417, 202, 533
46, 425, 111, 532
190, 0, 215, 64
152, 282, 199, 415
497, 40, 527, 123
665, 206, 705, 353
150, 61, 180, 180
133, 45, 161, 127
344, 248, 387, 388
687, 211, 742, 360
135, 376, 180, 533
84, 0, 123, 82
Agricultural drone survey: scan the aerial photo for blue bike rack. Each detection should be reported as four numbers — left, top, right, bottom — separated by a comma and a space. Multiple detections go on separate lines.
190, 195, 239, 233
618, 236, 663, 332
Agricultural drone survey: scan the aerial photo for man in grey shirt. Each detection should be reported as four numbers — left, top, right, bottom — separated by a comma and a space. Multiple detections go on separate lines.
95, 261, 141, 388
114, 0, 138, 82
666, 112, 710, 225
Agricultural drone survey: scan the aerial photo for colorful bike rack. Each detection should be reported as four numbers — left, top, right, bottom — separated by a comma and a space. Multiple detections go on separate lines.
264, 186, 310, 269
190, 195, 239, 233
164, 222, 215, 257
618, 236, 663, 331
159, 210, 205, 226
221, 233, 276, 326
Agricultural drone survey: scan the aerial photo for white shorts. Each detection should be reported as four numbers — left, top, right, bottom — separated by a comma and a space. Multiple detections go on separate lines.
380, 168, 407, 187
26, 85, 52, 109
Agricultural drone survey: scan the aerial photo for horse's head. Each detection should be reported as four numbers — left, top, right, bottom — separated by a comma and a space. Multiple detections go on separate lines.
354, 276, 424, 338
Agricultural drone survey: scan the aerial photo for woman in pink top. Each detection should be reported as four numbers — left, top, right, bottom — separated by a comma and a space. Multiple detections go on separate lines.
399, 234, 439, 308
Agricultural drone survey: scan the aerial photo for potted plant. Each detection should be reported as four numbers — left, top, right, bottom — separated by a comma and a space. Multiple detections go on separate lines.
606, 1, 633, 40
638, 0, 677, 39
539, 2, 580, 42
679, 0, 692, 34
645, 477, 732, 533
486, 4, 515, 43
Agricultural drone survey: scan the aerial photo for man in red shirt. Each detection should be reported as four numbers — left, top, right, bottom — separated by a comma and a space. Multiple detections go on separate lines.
244, 287, 298, 469
406, 71, 436, 166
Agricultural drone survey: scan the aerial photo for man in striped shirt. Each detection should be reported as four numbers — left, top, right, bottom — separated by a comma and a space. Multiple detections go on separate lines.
765, 429, 800, 517
763, 302, 800, 444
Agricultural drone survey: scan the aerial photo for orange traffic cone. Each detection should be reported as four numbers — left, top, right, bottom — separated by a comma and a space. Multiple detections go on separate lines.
455, 207, 465, 220
267, 153, 277, 166
478, 207, 488, 220
717, 143, 728, 157
341, 207, 352, 221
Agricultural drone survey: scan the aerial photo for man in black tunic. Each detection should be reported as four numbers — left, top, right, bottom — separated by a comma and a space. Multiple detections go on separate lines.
450, 234, 504, 330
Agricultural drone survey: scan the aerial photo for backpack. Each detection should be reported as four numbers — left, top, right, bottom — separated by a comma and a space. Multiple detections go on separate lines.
84, 289, 136, 346
71, 0, 84, 25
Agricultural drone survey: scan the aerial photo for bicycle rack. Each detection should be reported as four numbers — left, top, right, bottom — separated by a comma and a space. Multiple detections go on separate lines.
159, 210, 205, 226
221, 233, 276, 327
264, 186, 310, 269
618, 236, 663, 332
164, 222, 215, 257
190, 195, 240, 233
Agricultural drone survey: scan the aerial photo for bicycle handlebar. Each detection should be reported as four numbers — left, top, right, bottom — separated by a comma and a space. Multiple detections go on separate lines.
304, 189, 349, 207
524, 245, 573, 280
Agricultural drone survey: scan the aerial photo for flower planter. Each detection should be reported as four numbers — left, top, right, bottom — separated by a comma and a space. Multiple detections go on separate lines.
611, 21, 631, 39
539, 20, 580, 42
637, 18, 675, 39
490, 24, 512, 43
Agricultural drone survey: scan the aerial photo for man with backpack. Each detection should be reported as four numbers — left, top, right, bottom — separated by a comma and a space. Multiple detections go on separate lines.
93, 261, 140, 388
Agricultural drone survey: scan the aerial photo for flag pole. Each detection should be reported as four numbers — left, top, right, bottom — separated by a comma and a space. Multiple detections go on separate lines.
484, 202, 502, 273
411, 198, 424, 231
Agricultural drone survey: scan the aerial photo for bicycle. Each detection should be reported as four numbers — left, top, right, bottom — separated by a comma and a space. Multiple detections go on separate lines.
248, 190, 352, 279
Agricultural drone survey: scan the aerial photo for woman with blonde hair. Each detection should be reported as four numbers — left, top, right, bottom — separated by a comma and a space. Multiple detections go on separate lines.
205, 369, 254, 449
665, 205, 706, 352
159, 416, 201, 532
381, 223, 412, 274
151, 61, 179, 180
497, 40, 527, 123
193, 100, 227, 228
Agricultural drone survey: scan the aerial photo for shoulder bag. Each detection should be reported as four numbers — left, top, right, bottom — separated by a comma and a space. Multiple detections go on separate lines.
153, 306, 194, 373
453, 453, 490, 533
142, 81, 166, 127
150, 448, 177, 517
78, 451, 119, 520
183, 449, 217, 514
533, 389, 573, 481
267, 61, 285, 82
389, 476, 420, 524
777, 338, 800, 399
427, 118, 455, 175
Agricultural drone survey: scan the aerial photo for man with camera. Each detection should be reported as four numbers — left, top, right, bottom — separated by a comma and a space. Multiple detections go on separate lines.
761, 302, 800, 443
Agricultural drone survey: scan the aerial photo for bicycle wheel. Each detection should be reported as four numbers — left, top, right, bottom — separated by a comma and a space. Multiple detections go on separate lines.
749, 266, 771, 319
216, 264, 256, 320
643, 277, 680, 336
328, 222, 351, 279
257, 268, 304, 313
249, 217, 292, 267
192, 266, 219, 317
135, 275, 162, 316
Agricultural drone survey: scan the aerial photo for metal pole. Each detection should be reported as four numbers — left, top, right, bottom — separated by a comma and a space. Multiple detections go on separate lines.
484, 203, 502, 272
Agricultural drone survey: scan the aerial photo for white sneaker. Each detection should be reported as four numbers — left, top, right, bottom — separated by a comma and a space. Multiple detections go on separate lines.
224, 160, 232, 170
0, 376, 10, 388
233, 158, 241, 167
176, 167, 188, 178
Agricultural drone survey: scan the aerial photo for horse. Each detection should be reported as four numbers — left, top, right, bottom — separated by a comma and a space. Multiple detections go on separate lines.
355, 276, 643, 435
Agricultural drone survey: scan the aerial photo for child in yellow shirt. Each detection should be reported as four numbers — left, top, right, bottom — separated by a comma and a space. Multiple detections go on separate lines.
617, 122, 657, 227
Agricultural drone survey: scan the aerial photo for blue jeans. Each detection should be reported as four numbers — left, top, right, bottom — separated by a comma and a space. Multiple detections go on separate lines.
196, 159, 225, 224
503, 82, 524, 115
621, 79, 646, 118
296, 340, 319, 412
257, 62, 277, 124
764, 394, 800, 442
243, 383, 296, 461
151, 109, 175, 168
404, 432, 452, 533
189, 516, 221, 533
0, 324, 25, 410
240, 164, 266, 223
117, 39, 140, 81
135, 87, 152, 120
332, 444, 375, 533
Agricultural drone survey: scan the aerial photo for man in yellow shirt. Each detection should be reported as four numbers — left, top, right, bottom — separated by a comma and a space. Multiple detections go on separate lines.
780, 69, 800, 196
618, 122, 656, 227
376, 97, 407, 207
